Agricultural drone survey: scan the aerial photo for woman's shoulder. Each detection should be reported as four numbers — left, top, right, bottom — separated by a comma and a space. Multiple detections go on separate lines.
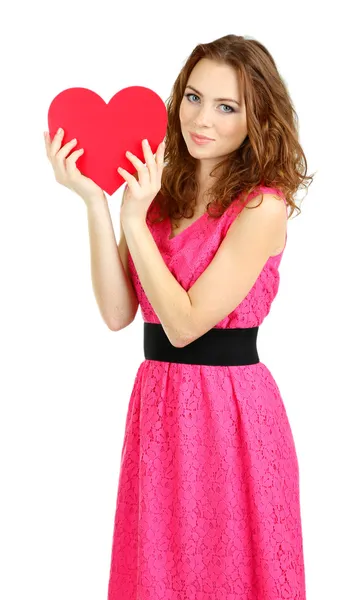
252, 184, 286, 202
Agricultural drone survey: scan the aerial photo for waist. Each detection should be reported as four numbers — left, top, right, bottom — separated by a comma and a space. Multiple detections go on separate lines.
143, 322, 260, 366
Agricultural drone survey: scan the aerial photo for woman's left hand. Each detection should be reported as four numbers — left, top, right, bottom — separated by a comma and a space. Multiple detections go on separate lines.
118, 138, 165, 224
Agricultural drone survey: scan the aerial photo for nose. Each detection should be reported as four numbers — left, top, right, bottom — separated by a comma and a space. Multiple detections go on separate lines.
193, 105, 213, 128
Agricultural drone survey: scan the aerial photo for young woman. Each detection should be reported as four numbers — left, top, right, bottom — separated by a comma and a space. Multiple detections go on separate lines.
44, 33, 312, 600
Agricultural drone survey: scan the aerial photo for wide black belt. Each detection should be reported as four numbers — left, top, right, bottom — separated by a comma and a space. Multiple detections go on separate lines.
143, 322, 260, 366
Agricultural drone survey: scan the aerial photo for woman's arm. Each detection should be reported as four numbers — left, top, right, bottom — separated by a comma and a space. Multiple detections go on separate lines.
86, 193, 138, 331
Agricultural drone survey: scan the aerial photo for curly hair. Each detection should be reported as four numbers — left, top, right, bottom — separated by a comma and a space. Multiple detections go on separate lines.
148, 33, 315, 227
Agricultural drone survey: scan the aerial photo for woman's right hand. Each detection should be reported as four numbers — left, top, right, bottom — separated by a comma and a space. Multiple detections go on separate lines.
44, 127, 105, 204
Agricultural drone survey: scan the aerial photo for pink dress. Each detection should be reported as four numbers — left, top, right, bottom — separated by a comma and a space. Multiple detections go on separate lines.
107, 185, 306, 600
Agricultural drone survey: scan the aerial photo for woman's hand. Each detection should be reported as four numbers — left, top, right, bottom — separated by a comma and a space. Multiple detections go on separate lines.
44, 128, 105, 205
118, 138, 165, 224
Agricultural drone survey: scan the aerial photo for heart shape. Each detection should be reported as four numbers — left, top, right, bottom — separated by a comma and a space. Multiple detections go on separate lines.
47, 86, 168, 195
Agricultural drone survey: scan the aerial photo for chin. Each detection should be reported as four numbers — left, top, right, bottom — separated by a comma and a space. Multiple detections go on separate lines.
185, 140, 211, 156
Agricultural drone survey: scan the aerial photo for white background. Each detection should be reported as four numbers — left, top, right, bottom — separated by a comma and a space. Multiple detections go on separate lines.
1, 1, 354, 599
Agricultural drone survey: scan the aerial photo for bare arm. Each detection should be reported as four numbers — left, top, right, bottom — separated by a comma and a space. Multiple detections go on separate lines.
86, 193, 139, 331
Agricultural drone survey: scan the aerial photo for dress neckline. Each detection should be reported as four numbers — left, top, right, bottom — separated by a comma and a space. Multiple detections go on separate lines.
165, 186, 286, 243
166, 211, 208, 242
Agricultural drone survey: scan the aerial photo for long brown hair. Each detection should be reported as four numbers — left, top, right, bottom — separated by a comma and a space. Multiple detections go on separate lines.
148, 34, 315, 226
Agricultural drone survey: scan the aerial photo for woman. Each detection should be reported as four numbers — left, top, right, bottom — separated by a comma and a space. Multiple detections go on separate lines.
44, 33, 312, 600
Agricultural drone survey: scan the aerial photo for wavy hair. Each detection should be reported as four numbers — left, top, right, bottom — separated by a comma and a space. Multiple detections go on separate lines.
148, 33, 315, 227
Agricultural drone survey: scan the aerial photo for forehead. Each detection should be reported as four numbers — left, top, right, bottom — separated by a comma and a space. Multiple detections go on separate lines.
187, 59, 240, 93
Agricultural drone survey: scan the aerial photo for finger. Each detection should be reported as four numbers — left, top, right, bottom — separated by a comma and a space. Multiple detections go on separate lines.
66, 148, 85, 175
117, 167, 142, 194
44, 130, 57, 160
142, 139, 161, 186
51, 139, 79, 182
125, 151, 150, 187
125, 150, 145, 170
56, 138, 79, 161
49, 128, 65, 158
142, 139, 156, 170
156, 141, 165, 170
150, 141, 165, 184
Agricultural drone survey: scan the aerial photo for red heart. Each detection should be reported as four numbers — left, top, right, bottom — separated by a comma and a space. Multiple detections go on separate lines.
47, 86, 168, 195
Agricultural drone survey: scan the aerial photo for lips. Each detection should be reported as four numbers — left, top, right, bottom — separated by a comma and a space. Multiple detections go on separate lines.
189, 132, 214, 146
190, 132, 214, 140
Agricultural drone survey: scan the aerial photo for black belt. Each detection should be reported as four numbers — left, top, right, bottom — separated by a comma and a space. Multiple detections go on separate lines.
143, 322, 260, 366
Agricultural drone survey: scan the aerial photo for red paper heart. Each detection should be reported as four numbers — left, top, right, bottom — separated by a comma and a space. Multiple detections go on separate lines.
47, 86, 168, 195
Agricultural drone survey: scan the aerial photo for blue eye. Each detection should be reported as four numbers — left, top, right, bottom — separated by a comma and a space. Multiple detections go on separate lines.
184, 93, 235, 114
220, 104, 234, 114
186, 93, 199, 102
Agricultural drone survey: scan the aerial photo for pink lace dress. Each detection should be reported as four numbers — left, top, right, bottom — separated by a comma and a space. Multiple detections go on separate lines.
107, 185, 306, 600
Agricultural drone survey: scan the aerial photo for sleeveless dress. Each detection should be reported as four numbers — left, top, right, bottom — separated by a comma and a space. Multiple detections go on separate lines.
107, 185, 307, 600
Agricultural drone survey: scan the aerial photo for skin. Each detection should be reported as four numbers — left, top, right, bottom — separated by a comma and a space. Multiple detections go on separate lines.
179, 58, 248, 206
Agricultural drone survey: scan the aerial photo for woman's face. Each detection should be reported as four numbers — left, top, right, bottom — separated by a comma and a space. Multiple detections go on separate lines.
179, 58, 248, 167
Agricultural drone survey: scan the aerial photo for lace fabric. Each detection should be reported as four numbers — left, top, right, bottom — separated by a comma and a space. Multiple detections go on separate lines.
107, 186, 306, 599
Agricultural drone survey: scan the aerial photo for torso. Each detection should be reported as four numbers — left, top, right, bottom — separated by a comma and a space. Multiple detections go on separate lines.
169, 195, 286, 255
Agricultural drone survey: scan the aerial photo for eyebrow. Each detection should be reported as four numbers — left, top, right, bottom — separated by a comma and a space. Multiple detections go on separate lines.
185, 85, 241, 107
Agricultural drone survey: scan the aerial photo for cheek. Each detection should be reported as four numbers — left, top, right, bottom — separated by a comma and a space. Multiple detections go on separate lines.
179, 100, 195, 125
179, 104, 187, 125
218, 117, 245, 141
179, 104, 183, 122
